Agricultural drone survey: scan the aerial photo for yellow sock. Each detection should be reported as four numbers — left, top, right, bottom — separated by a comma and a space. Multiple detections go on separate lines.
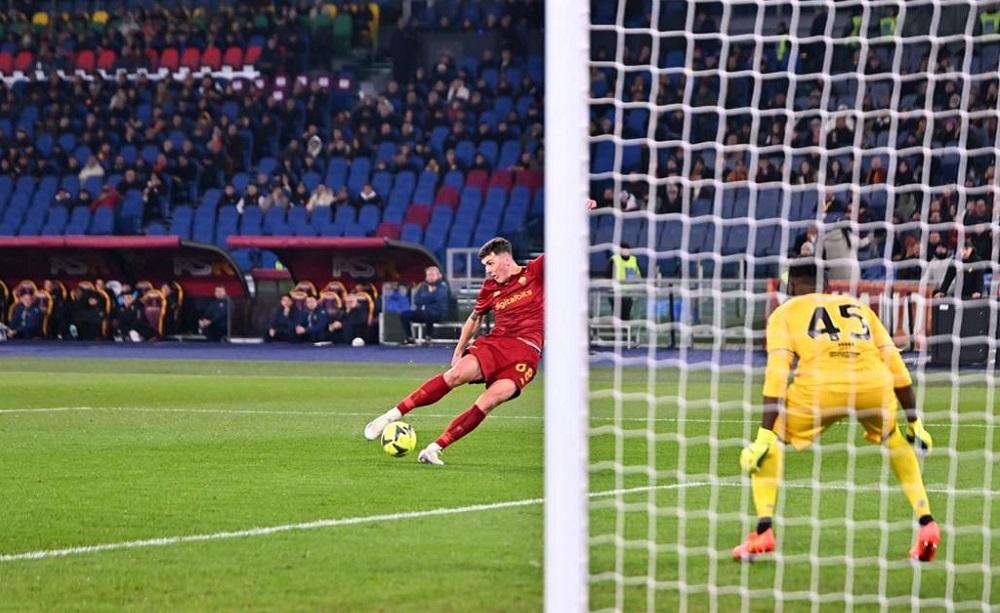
886, 428, 932, 517
752, 439, 783, 520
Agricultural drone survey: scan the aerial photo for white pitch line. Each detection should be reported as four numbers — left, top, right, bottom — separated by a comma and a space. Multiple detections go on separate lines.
1, 405, 996, 429
0, 481, 709, 564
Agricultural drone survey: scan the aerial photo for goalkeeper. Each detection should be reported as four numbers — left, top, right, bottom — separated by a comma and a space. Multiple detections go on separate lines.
734, 258, 939, 562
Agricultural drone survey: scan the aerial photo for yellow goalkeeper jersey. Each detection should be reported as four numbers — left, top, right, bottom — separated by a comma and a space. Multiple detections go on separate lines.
763, 293, 912, 398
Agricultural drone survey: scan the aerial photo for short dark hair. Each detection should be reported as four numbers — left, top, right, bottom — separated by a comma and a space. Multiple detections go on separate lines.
787, 257, 820, 282
478, 237, 512, 259
620, 241, 632, 250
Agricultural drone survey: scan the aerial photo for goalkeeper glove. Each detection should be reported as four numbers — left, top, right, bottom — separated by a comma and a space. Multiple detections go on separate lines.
904, 418, 933, 455
740, 427, 778, 475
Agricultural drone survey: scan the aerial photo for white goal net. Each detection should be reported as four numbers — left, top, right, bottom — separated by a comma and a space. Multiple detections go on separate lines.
547, 0, 1000, 610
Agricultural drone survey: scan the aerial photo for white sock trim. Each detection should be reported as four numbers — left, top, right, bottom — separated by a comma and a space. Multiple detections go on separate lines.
386, 407, 402, 421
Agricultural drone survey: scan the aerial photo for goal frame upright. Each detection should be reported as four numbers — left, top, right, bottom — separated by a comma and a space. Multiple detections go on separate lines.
544, 0, 591, 611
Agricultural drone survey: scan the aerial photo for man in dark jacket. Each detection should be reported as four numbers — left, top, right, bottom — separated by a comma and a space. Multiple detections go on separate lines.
198, 286, 229, 342
298, 295, 331, 343
114, 292, 155, 341
340, 293, 372, 345
401, 266, 449, 344
935, 243, 986, 299
266, 294, 298, 342
8, 293, 42, 339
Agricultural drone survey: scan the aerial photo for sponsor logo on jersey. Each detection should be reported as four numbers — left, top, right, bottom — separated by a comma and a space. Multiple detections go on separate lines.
495, 288, 533, 311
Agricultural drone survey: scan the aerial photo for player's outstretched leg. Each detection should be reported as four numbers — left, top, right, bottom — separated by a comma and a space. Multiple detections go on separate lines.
733, 438, 783, 561
363, 355, 483, 440
417, 379, 517, 465
886, 428, 939, 561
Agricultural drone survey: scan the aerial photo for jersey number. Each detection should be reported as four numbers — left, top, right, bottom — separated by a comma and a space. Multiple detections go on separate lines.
807, 305, 871, 341
515, 362, 535, 386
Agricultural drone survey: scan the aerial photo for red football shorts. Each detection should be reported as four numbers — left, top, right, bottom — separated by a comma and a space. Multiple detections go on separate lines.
464, 335, 540, 397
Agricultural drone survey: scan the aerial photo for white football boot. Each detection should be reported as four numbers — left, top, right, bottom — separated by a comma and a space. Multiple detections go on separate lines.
363, 408, 401, 440
417, 443, 445, 465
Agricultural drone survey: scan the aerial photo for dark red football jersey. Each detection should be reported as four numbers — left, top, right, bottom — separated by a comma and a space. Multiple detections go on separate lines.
474, 255, 544, 349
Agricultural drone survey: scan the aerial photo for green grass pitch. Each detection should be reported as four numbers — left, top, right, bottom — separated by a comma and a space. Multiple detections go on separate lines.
1, 357, 997, 611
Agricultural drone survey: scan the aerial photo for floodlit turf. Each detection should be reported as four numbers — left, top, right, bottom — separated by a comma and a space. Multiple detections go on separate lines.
1, 357, 997, 611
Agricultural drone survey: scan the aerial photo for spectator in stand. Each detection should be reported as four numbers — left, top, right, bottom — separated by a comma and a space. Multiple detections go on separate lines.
935, 243, 986, 299
75, 189, 93, 210
141, 173, 166, 222
52, 187, 73, 208
119, 169, 145, 193
114, 292, 154, 342
306, 184, 336, 212
198, 286, 229, 342
237, 184, 262, 214
926, 241, 954, 290
262, 185, 291, 210
356, 183, 383, 208
865, 156, 887, 185
6, 292, 42, 340
332, 186, 351, 207
91, 184, 121, 212
222, 184, 241, 207
266, 294, 298, 342
401, 266, 450, 344
78, 155, 105, 183
791, 223, 820, 256
471, 152, 492, 172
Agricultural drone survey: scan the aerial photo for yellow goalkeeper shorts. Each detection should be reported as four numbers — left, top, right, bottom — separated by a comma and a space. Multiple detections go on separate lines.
775, 384, 898, 450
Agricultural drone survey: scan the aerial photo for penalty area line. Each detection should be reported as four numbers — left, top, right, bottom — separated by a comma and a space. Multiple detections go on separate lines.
0, 482, 709, 564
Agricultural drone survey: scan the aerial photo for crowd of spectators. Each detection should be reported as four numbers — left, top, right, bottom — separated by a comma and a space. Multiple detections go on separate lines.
589, 1, 997, 290
0, 0, 545, 240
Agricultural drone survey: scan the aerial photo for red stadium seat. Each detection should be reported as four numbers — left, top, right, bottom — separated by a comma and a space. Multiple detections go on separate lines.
434, 185, 460, 208
244, 46, 262, 65
488, 169, 514, 191
13, 51, 33, 72
145, 48, 159, 69
201, 46, 222, 70
223, 46, 244, 68
180, 47, 201, 69
159, 48, 179, 71
514, 170, 543, 194
465, 170, 489, 194
375, 222, 400, 239
96, 49, 116, 70
403, 204, 431, 228
75, 49, 96, 71
0, 52, 13, 74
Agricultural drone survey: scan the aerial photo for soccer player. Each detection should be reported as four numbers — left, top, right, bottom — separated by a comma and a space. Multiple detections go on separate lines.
734, 258, 940, 562
363, 236, 544, 465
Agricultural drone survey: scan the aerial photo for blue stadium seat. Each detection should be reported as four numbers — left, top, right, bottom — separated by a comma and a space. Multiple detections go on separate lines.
400, 222, 423, 244
42, 206, 69, 235
498, 140, 521, 169
479, 140, 498, 168
357, 204, 381, 234
347, 157, 372, 195
372, 171, 393, 200
455, 140, 476, 168
326, 157, 349, 189
334, 205, 356, 227
191, 205, 216, 244
721, 223, 749, 255
63, 207, 91, 235
215, 206, 239, 247
591, 141, 615, 174
169, 205, 194, 239
755, 187, 783, 219
262, 206, 286, 235
88, 207, 114, 235
311, 206, 332, 231
303, 171, 322, 193
443, 170, 465, 191
240, 205, 263, 235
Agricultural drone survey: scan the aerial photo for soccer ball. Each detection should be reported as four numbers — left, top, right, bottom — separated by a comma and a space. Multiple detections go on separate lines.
380, 421, 417, 457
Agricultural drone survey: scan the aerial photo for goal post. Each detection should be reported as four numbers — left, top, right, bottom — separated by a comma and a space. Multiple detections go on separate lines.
544, 1, 591, 612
